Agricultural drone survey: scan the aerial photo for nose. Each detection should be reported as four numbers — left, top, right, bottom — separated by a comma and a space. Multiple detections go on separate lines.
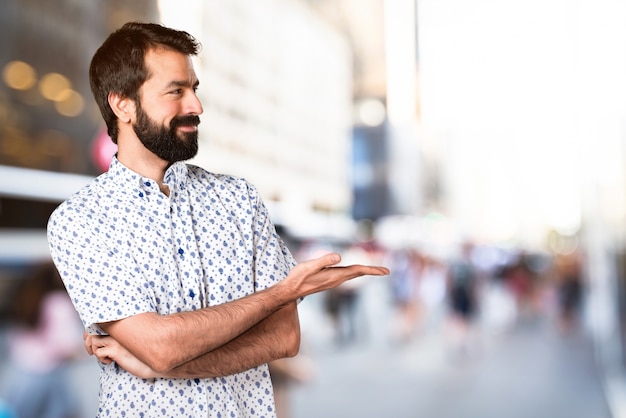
185, 91, 203, 115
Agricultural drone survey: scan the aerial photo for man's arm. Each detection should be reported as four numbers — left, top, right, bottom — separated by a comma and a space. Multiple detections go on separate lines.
99, 253, 389, 374
90, 301, 300, 378
99, 284, 289, 374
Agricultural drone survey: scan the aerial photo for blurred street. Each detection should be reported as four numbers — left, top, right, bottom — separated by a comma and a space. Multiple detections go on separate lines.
2, 264, 611, 418
288, 278, 612, 418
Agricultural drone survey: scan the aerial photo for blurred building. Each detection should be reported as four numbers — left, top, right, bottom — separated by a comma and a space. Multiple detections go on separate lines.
160, 0, 357, 239
0, 0, 158, 177
0, 1, 159, 265
0, 0, 385, 253
0, 0, 428, 245
310, 0, 427, 224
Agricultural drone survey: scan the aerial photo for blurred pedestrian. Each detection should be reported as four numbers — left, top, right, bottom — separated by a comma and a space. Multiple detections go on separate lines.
417, 254, 447, 330
555, 250, 584, 334
388, 247, 422, 343
502, 253, 537, 321
46, 21, 389, 417
0, 261, 83, 418
445, 241, 479, 355
324, 242, 372, 345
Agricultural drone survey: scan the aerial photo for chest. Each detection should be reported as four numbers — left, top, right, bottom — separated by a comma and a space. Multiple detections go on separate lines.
103, 188, 257, 309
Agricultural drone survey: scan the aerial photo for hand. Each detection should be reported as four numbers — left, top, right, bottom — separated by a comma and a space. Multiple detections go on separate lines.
85, 333, 158, 379
83, 329, 93, 355
283, 252, 389, 299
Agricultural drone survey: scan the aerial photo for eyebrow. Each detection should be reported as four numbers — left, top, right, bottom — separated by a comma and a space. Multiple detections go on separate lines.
165, 79, 200, 89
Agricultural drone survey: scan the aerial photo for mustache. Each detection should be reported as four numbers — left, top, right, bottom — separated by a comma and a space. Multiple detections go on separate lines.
170, 115, 200, 129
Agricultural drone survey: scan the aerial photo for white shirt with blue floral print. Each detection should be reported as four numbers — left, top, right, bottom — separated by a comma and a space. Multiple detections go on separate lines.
47, 157, 296, 418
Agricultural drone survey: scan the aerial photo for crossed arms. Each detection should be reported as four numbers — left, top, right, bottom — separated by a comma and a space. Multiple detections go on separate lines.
86, 252, 389, 379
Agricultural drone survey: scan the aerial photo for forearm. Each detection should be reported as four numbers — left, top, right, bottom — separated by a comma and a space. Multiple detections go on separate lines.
163, 302, 300, 378
91, 302, 301, 379
101, 283, 292, 373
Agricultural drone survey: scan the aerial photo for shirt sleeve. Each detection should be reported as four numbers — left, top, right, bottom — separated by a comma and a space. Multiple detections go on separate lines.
245, 182, 297, 291
47, 195, 157, 334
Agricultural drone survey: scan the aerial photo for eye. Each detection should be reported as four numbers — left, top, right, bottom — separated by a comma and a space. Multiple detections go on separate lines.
169, 89, 183, 95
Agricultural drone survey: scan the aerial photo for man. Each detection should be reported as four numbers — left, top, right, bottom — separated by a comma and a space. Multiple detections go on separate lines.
47, 22, 388, 417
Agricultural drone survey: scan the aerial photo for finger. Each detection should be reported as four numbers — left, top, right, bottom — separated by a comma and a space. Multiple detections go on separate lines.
84, 334, 95, 355
327, 264, 390, 280
301, 253, 342, 272
362, 265, 390, 276
91, 335, 114, 348
85, 334, 113, 356
349, 265, 390, 276
94, 346, 113, 365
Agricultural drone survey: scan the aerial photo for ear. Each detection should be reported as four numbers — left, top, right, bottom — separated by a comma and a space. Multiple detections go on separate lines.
108, 92, 136, 124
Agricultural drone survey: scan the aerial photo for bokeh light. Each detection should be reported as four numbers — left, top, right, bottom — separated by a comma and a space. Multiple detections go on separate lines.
2, 61, 37, 91
38, 72, 71, 102
54, 89, 84, 117
356, 98, 386, 127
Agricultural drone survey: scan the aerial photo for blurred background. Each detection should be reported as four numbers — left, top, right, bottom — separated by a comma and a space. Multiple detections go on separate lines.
0, 0, 625, 417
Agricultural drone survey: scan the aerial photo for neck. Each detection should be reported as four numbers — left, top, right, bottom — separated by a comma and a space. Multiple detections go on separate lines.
116, 137, 171, 196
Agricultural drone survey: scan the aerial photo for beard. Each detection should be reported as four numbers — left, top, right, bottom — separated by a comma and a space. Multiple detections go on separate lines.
132, 103, 200, 163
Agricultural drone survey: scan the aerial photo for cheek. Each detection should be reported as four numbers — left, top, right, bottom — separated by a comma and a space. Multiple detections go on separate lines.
140, 98, 178, 124
158, 107, 181, 126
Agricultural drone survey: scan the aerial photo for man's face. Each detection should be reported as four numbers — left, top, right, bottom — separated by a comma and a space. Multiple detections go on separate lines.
133, 48, 203, 163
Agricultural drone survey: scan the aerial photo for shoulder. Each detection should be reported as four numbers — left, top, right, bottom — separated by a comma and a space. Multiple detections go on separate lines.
186, 164, 260, 200
47, 172, 115, 234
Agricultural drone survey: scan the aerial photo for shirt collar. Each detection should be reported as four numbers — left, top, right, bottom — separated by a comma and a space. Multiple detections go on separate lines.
107, 155, 188, 195
164, 160, 189, 193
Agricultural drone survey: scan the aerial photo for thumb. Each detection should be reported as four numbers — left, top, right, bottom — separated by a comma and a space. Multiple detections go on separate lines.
313, 252, 342, 269
292, 252, 342, 276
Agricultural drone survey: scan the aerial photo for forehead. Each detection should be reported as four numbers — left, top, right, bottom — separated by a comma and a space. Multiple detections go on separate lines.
143, 47, 197, 86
